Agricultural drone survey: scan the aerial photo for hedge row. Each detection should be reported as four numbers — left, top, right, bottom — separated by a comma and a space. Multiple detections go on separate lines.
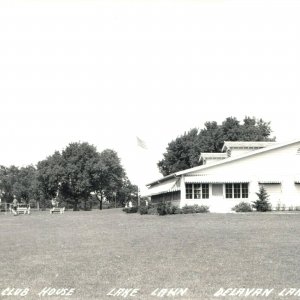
123, 202, 209, 215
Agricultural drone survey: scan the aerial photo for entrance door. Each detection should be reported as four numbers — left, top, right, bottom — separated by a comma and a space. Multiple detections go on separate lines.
211, 184, 227, 212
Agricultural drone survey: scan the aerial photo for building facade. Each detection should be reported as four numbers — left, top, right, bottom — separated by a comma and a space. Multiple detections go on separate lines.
145, 140, 300, 212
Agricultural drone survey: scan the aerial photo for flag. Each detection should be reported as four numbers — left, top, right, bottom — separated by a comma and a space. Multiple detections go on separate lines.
136, 136, 147, 149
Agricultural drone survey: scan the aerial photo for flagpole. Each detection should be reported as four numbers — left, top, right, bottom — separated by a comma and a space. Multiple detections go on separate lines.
136, 136, 147, 208
137, 185, 140, 207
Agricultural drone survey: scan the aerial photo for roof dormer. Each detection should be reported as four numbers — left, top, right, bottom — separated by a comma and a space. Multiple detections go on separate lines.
199, 152, 228, 165
221, 141, 277, 158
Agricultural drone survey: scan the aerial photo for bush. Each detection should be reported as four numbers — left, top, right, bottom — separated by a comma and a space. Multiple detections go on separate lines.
181, 205, 193, 214
139, 206, 148, 215
138, 202, 209, 216
157, 202, 167, 216
252, 186, 272, 212
102, 202, 115, 209
139, 200, 158, 215
194, 205, 209, 213
147, 207, 158, 215
181, 205, 209, 214
156, 202, 180, 215
232, 201, 253, 212
173, 206, 183, 214
165, 202, 177, 215
123, 207, 138, 213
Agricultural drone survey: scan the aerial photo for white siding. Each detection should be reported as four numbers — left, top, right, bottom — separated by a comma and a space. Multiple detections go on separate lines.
259, 183, 282, 208
230, 148, 257, 157
187, 142, 300, 211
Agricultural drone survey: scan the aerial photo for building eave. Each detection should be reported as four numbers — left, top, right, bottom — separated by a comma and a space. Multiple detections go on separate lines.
146, 173, 178, 187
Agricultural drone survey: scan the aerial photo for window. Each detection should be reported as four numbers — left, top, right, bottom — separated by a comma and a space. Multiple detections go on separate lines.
226, 183, 249, 198
202, 184, 209, 199
185, 183, 209, 199
227, 149, 231, 157
242, 183, 248, 198
194, 184, 201, 199
186, 184, 193, 199
234, 184, 240, 198
225, 184, 233, 198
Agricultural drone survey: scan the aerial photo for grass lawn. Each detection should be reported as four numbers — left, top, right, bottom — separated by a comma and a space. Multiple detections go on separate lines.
1, 209, 300, 299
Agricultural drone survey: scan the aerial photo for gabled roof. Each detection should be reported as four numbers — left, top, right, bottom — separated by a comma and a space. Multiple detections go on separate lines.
222, 141, 277, 152
147, 139, 300, 187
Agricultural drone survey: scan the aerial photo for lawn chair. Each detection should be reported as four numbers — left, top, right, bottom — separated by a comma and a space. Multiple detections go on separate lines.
50, 207, 65, 214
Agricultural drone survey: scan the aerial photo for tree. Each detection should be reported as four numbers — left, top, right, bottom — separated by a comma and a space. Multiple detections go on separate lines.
0, 165, 38, 205
91, 149, 126, 210
197, 121, 224, 154
221, 117, 242, 141
117, 177, 138, 207
158, 116, 275, 176
0, 165, 20, 203
36, 143, 129, 211
240, 117, 274, 141
59, 142, 100, 211
36, 151, 64, 209
157, 128, 199, 176
13, 165, 37, 204
252, 185, 272, 212
1, 142, 133, 211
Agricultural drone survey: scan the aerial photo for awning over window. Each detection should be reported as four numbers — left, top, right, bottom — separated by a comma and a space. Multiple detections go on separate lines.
185, 175, 249, 183
145, 178, 181, 196
258, 180, 281, 184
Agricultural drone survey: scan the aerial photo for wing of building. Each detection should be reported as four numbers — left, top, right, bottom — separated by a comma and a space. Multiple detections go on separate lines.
145, 140, 300, 212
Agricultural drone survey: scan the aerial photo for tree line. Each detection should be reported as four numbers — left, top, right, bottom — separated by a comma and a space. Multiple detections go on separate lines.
0, 142, 137, 210
0, 116, 275, 210
158, 116, 275, 176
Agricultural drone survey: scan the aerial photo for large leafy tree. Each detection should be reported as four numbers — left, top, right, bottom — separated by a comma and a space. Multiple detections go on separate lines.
157, 128, 199, 176
0, 165, 20, 203
90, 149, 126, 210
0, 165, 38, 204
59, 142, 100, 211
36, 151, 64, 208
158, 116, 275, 176
13, 165, 37, 203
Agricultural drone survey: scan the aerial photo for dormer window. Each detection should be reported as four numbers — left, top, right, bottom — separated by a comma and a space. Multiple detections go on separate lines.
222, 141, 277, 158
227, 149, 231, 157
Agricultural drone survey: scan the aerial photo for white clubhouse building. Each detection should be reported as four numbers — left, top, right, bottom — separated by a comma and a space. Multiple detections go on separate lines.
145, 140, 300, 212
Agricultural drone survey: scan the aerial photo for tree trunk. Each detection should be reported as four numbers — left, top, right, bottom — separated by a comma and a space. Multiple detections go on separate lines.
95, 193, 103, 210
73, 199, 79, 211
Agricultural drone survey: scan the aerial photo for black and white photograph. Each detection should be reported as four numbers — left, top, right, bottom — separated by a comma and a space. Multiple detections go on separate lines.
1, 0, 300, 299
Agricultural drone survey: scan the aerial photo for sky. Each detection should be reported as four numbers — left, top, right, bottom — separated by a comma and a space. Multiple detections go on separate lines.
0, 0, 300, 192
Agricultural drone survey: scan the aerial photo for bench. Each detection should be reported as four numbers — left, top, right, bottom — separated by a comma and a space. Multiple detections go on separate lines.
50, 207, 65, 214
17, 207, 30, 215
